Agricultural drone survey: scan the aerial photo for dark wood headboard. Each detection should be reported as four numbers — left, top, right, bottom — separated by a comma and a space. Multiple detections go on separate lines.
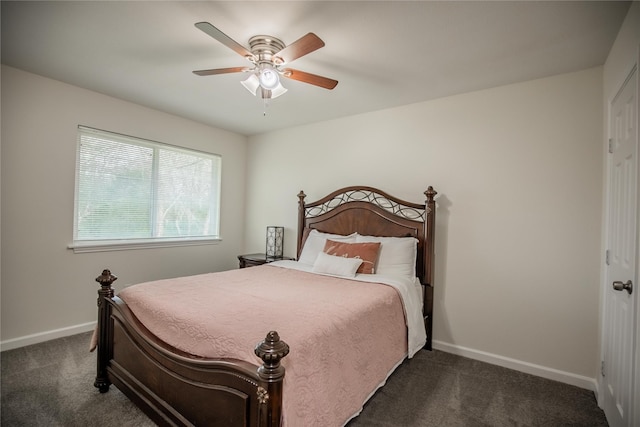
296, 186, 437, 349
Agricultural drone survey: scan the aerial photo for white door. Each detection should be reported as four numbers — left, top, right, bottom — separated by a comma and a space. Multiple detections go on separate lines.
603, 66, 638, 427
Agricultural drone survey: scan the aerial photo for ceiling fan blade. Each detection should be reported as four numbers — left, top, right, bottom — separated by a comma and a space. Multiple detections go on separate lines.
193, 67, 250, 76
274, 33, 324, 64
195, 22, 255, 61
282, 68, 338, 90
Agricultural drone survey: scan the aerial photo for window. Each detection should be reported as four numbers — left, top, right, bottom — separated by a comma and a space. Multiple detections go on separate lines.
71, 126, 221, 252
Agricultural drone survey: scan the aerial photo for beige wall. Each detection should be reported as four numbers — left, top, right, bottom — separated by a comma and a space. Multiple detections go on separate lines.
1, 65, 247, 345
245, 67, 604, 383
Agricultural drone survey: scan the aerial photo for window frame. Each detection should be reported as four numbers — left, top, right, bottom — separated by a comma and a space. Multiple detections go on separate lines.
69, 126, 222, 253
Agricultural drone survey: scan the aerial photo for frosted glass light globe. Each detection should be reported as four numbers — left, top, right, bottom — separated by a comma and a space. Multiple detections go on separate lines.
259, 68, 279, 90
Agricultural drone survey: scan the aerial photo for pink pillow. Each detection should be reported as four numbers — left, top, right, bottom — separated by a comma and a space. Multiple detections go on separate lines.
323, 240, 381, 274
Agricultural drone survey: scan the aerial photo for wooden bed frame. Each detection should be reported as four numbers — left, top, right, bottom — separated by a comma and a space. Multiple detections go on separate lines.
93, 185, 437, 427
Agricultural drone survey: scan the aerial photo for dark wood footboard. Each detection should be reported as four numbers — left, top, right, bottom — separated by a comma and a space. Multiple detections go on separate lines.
94, 269, 289, 427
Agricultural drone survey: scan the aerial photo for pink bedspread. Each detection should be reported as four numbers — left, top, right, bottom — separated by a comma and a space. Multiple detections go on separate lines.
118, 264, 408, 427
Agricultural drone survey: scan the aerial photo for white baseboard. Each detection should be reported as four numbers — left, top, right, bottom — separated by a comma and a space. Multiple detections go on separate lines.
432, 340, 598, 392
0, 321, 96, 352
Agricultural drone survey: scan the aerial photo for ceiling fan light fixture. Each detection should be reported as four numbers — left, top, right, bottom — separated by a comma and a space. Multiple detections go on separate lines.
242, 72, 287, 99
258, 66, 280, 90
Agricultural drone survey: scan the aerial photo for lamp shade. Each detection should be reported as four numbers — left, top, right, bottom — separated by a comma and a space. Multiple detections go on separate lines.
241, 74, 260, 95
270, 82, 288, 98
266, 226, 284, 259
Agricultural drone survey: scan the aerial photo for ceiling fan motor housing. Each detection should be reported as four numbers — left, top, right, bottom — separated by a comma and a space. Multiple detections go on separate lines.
248, 35, 286, 65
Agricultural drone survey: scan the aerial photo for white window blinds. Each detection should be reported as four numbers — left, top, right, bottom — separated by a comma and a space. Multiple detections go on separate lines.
73, 126, 221, 246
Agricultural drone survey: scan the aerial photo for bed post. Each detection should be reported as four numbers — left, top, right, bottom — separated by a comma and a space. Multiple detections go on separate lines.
297, 191, 307, 259
424, 186, 437, 350
94, 269, 117, 393
255, 331, 290, 427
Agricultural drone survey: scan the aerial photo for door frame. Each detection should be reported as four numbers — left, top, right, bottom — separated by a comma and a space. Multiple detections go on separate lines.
598, 49, 640, 427
635, 43, 640, 424
631, 45, 639, 427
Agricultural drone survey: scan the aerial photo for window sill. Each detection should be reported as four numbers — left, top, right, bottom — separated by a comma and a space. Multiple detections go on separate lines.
68, 237, 222, 253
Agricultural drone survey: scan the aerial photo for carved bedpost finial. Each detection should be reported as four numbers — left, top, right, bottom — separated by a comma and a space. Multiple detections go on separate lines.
297, 191, 306, 203
424, 186, 437, 203
255, 331, 290, 382
96, 269, 117, 288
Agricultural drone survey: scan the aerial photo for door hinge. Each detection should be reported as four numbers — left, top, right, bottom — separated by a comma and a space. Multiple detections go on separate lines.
601, 361, 605, 377
608, 138, 613, 154
605, 250, 610, 266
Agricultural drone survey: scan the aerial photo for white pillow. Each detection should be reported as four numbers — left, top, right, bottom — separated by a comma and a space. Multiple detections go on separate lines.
298, 229, 357, 265
312, 252, 363, 277
355, 234, 418, 279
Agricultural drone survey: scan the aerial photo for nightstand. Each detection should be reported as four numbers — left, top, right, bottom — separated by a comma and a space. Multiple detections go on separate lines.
238, 253, 294, 268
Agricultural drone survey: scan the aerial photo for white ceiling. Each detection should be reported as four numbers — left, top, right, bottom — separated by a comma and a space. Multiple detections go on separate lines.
1, 1, 631, 136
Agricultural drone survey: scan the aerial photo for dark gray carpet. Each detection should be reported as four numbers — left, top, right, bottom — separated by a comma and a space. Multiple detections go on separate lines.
1, 332, 608, 426
347, 350, 608, 427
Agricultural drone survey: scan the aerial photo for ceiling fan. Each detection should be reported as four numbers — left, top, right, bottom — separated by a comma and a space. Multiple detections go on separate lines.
193, 22, 338, 100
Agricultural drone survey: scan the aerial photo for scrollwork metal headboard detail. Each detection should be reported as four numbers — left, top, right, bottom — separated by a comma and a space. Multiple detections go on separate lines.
305, 189, 428, 221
